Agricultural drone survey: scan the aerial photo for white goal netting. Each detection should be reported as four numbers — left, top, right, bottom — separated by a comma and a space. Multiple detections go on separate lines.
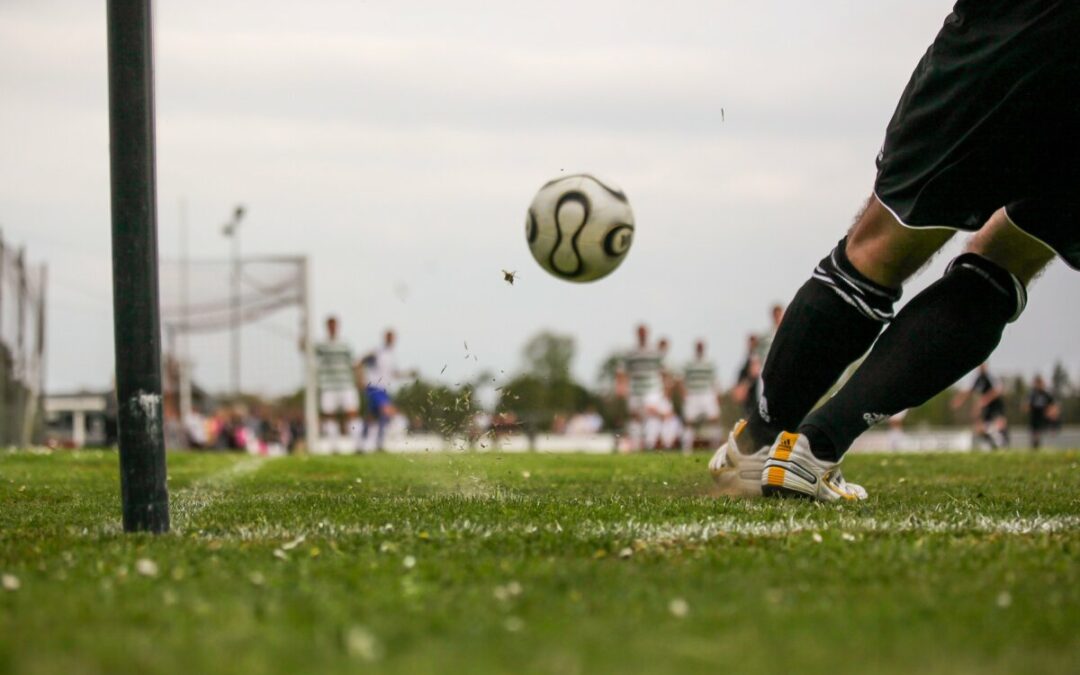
0, 234, 47, 446
158, 256, 316, 449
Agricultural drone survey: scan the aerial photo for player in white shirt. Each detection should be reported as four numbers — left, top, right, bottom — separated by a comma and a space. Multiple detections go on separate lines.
615, 324, 666, 450
314, 316, 360, 452
681, 340, 722, 450
656, 336, 682, 449
360, 329, 403, 452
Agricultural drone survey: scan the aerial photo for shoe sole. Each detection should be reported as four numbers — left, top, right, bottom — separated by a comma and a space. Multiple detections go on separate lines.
761, 458, 818, 499
761, 484, 814, 499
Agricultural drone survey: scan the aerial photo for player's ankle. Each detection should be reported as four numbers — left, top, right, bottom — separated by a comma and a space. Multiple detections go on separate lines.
797, 424, 841, 462
745, 414, 777, 452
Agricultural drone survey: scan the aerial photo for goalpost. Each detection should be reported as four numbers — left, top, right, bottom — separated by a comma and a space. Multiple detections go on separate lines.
107, 0, 169, 533
107, 1, 317, 533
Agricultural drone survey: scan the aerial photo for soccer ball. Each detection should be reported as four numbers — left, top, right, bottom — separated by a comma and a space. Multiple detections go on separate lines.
525, 174, 634, 282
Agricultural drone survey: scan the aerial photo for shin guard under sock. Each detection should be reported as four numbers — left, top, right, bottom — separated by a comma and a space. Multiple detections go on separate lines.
800, 253, 1027, 460
745, 238, 900, 449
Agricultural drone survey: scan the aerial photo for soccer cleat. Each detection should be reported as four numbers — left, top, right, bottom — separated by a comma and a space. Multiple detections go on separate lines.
708, 420, 770, 497
761, 432, 868, 501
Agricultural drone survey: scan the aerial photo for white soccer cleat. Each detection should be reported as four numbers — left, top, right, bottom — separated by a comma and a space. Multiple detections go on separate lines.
708, 420, 770, 497
761, 431, 868, 502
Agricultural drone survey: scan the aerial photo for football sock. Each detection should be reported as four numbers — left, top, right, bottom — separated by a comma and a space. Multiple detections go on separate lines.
376, 415, 388, 451
800, 253, 1027, 460
745, 238, 900, 449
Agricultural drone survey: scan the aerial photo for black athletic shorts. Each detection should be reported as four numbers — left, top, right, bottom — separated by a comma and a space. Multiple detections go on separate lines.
874, 0, 1080, 269
980, 400, 1007, 423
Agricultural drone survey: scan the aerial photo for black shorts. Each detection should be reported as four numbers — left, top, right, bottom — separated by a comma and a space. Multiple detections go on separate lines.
874, 1, 1080, 269
980, 400, 1007, 423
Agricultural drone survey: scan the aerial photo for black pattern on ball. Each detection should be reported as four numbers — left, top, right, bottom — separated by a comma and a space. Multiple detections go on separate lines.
526, 209, 538, 244
603, 223, 634, 257
547, 191, 590, 278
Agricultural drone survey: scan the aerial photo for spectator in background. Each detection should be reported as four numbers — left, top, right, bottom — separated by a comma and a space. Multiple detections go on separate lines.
566, 406, 604, 436
1024, 374, 1059, 449
732, 334, 762, 418
755, 303, 786, 364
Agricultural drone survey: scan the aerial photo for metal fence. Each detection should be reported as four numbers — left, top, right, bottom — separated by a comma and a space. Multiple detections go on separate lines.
0, 231, 47, 446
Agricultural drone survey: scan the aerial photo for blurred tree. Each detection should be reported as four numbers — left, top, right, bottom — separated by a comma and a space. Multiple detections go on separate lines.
396, 378, 478, 439
904, 387, 963, 426
496, 331, 597, 432
595, 351, 623, 388
1051, 361, 1072, 396
523, 332, 575, 383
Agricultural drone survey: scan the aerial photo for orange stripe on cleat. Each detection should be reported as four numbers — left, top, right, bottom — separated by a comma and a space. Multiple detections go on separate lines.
775, 432, 799, 461
733, 419, 747, 439
766, 466, 786, 486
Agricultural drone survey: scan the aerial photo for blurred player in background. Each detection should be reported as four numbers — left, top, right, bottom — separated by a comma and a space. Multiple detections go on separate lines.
953, 363, 1009, 449
887, 410, 908, 451
1023, 374, 1059, 449
681, 339, 722, 451
655, 336, 682, 449
360, 328, 404, 452
712, 2, 1079, 500
616, 324, 665, 451
755, 303, 785, 365
731, 334, 762, 418
315, 315, 360, 453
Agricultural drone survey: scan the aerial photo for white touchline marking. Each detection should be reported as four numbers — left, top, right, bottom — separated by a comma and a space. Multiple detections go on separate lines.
171, 457, 277, 532
168, 513, 1080, 544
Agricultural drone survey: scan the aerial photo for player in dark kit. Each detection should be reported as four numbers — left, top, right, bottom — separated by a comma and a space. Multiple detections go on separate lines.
952, 363, 1009, 449
1023, 375, 1059, 449
711, 0, 1080, 500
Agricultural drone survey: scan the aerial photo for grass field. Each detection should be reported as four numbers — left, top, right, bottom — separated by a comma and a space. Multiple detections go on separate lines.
2, 448, 1079, 674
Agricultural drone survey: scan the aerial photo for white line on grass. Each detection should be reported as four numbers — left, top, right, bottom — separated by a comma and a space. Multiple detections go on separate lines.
195, 512, 1080, 544
171, 457, 277, 533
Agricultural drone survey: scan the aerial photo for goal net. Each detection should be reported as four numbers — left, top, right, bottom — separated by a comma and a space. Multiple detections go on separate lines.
158, 256, 316, 451
0, 234, 47, 447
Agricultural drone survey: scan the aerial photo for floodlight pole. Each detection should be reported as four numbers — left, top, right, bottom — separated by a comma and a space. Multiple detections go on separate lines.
222, 206, 245, 398
107, 0, 170, 533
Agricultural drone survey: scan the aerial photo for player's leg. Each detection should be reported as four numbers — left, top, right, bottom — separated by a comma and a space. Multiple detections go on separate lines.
971, 416, 991, 450
642, 401, 663, 450
714, 197, 949, 495
680, 396, 700, 451
318, 390, 345, 453
624, 395, 643, 451
996, 415, 1011, 448
787, 210, 1054, 489
744, 195, 952, 450
374, 396, 396, 451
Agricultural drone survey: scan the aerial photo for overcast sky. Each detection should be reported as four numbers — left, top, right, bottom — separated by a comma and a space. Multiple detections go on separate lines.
1, 0, 1077, 398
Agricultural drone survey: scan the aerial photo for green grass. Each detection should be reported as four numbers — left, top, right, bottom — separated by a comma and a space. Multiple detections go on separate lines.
2, 448, 1079, 675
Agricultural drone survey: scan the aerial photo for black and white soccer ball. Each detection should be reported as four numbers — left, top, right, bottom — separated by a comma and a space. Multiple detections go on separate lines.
525, 174, 634, 283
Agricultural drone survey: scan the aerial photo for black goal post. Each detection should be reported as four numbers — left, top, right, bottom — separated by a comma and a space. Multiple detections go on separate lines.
107, 0, 170, 533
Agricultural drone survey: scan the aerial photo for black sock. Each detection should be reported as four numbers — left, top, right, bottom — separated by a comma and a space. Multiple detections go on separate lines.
800, 253, 1027, 460
745, 238, 899, 449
